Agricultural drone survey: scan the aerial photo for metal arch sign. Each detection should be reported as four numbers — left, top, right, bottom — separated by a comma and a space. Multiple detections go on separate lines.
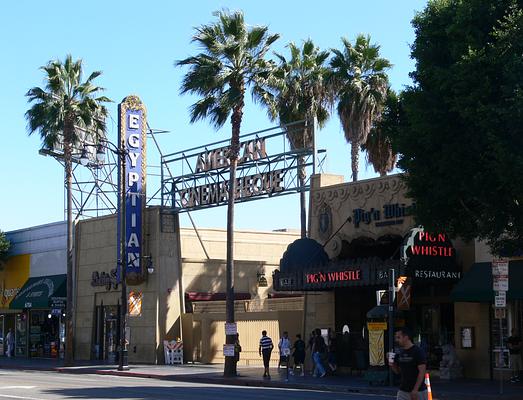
118, 95, 147, 285
161, 124, 317, 213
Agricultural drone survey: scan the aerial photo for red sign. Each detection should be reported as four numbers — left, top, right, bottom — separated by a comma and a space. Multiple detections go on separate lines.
410, 232, 454, 257
305, 269, 361, 284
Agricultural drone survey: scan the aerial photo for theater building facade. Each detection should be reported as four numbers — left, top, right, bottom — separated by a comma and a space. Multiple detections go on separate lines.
73, 207, 302, 365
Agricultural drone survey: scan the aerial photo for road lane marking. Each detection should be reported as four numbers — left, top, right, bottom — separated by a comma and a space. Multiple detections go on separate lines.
0, 394, 45, 400
1, 387, 36, 390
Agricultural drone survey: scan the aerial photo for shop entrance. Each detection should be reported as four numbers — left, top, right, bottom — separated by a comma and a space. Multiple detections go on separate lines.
335, 287, 378, 370
93, 305, 120, 362
28, 310, 61, 358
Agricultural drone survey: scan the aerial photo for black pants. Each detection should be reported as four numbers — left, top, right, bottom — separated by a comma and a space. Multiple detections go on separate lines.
262, 349, 272, 368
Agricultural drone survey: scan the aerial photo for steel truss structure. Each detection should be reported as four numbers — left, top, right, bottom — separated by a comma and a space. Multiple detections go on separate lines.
160, 122, 326, 214
40, 121, 326, 227
39, 125, 168, 223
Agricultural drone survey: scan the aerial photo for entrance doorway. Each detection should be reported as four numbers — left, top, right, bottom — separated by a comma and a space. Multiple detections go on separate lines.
335, 287, 377, 370
93, 305, 120, 362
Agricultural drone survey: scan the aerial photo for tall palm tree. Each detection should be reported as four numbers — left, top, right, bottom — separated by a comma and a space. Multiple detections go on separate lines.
362, 88, 399, 176
25, 55, 110, 365
330, 35, 391, 181
264, 40, 332, 238
176, 10, 279, 377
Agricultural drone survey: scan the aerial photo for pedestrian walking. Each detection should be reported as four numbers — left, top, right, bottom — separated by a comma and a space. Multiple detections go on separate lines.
389, 327, 428, 400
292, 334, 306, 376
312, 328, 327, 377
327, 328, 337, 372
507, 328, 522, 383
278, 331, 291, 370
6, 328, 14, 358
259, 330, 274, 378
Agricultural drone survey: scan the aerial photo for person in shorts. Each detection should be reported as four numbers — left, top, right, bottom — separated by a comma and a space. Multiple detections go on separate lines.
292, 334, 306, 376
389, 327, 428, 400
259, 330, 274, 378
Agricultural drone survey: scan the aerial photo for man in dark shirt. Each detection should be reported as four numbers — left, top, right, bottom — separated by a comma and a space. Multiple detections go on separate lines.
389, 327, 428, 400
507, 329, 521, 382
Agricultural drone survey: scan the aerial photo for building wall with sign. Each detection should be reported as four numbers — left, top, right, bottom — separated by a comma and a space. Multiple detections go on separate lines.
303, 173, 477, 375
73, 206, 300, 363
2, 221, 67, 309
2, 222, 67, 358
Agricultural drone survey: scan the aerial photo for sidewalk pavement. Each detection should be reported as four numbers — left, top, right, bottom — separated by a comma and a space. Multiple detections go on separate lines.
0, 357, 521, 400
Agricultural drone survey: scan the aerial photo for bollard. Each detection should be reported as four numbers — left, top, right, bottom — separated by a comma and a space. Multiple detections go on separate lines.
424, 372, 433, 400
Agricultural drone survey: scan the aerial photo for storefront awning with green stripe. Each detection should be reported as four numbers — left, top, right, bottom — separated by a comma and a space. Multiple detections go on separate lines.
451, 261, 523, 302
9, 274, 66, 309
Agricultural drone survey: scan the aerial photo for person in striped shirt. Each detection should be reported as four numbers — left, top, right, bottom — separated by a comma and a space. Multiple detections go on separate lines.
259, 330, 274, 378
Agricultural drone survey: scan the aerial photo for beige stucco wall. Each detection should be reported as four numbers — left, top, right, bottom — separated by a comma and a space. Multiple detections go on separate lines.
74, 207, 300, 363
74, 208, 180, 363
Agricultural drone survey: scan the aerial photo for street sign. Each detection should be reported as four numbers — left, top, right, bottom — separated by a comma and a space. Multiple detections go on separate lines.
492, 259, 509, 275
493, 276, 509, 291
494, 307, 506, 319
495, 291, 506, 308
225, 322, 237, 336
223, 344, 235, 357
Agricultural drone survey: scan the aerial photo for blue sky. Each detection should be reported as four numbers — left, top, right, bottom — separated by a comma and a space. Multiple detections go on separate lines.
1, 0, 426, 233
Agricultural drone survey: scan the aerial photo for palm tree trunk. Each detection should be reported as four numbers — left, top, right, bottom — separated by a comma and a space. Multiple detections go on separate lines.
351, 141, 359, 182
224, 102, 243, 378
298, 156, 307, 238
64, 127, 74, 366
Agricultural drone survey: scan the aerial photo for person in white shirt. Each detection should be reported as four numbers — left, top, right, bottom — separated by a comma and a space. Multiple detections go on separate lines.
278, 331, 291, 369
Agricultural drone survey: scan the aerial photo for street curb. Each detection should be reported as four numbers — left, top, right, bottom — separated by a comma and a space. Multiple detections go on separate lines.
90, 369, 397, 396
1, 364, 520, 400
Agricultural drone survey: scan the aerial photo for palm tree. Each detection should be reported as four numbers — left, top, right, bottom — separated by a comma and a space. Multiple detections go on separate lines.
176, 10, 279, 377
264, 40, 332, 238
330, 35, 391, 181
25, 55, 110, 365
362, 89, 399, 176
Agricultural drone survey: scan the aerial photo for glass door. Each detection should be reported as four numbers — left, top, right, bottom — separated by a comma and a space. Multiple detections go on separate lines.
104, 306, 119, 363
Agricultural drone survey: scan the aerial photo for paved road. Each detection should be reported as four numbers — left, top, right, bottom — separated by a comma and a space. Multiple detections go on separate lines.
0, 370, 395, 400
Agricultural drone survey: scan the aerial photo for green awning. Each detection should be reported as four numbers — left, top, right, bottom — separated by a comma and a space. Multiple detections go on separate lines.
451, 261, 523, 302
9, 274, 66, 309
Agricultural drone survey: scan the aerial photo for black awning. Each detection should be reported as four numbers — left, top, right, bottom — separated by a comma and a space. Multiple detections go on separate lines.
451, 260, 523, 302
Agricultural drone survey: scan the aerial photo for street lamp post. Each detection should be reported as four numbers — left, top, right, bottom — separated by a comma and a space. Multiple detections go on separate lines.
81, 139, 128, 370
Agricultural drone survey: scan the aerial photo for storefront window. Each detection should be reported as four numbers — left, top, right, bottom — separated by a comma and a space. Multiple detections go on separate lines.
29, 310, 60, 358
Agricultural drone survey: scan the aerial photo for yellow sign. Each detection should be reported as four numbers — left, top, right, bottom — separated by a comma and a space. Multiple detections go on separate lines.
367, 322, 388, 331
0, 255, 30, 308
128, 291, 143, 317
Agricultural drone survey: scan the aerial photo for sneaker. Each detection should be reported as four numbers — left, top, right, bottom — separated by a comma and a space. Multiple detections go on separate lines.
267, 375, 271, 379
301, 372, 305, 377
263, 373, 267, 378
320, 372, 326, 378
